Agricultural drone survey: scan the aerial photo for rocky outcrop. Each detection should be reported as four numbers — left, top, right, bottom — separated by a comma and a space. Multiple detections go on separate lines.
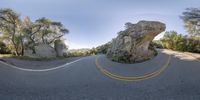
107, 20, 166, 63
35, 44, 56, 58
54, 40, 68, 57
24, 44, 56, 58
24, 39, 68, 58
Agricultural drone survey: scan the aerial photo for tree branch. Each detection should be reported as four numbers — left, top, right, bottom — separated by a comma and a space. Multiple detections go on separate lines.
48, 35, 63, 44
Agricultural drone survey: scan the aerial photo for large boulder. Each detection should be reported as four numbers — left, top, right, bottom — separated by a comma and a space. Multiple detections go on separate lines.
24, 43, 56, 58
35, 44, 56, 58
54, 40, 68, 57
107, 20, 166, 63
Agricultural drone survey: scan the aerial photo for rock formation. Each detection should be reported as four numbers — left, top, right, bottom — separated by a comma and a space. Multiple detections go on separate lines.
35, 44, 57, 58
24, 44, 56, 58
107, 20, 166, 63
54, 40, 68, 57
24, 40, 68, 58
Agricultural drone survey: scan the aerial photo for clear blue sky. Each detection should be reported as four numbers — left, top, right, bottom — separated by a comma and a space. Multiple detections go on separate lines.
1, 0, 200, 49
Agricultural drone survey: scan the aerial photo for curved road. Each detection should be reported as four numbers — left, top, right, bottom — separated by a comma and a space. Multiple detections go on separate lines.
0, 49, 200, 100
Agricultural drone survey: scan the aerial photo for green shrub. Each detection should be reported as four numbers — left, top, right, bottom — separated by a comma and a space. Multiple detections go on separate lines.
96, 42, 111, 54
152, 40, 163, 48
0, 41, 11, 54
160, 31, 200, 53
63, 49, 96, 57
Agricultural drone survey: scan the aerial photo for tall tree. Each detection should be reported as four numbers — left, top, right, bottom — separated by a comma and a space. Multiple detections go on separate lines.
180, 8, 200, 37
0, 8, 22, 56
0, 9, 69, 56
161, 31, 186, 51
22, 16, 41, 54
35, 17, 69, 45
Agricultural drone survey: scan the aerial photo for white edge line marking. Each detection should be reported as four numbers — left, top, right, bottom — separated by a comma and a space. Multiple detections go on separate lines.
0, 58, 84, 72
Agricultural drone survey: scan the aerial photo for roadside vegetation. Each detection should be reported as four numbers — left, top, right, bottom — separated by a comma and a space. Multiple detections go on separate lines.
154, 31, 200, 53
96, 42, 112, 54
1, 7, 200, 59
0, 41, 11, 54
0, 8, 68, 56
63, 48, 97, 57
97, 8, 200, 54
154, 8, 200, 53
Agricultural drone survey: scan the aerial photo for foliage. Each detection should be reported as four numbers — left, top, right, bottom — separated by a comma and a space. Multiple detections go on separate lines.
63, 48, 96, 57
152, 40, 163, 49
35, 17, 69, 44
0, 8, 23, 56
185, 37, 200, 53
0, 8, 69, 56
117, 22, 135, 36
96, 41, 112, 54
90, 48, 98, 55
0, 41, 10, 54
180, 8, 200, 36
160, 31, 187, 51
159, 31, 200, 53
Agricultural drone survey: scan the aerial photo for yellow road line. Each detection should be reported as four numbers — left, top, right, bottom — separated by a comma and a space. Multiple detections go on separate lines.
95, 55, 171, 81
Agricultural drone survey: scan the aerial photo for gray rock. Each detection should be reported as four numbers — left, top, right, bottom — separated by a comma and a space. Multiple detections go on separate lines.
35, 44, 56, 58
24, 49, 36, 58
54, 40, 67, 57
24, 44, 56, 58
107, 20, 166, 63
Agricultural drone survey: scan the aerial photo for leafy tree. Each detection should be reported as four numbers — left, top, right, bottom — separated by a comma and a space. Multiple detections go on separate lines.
0, 8, 69, 56
35, 17, 69, 44
63, 49, 93, 57
180, 8, 200, 36
160, 31, 200, 53
152, 40, 163, 48
125, 22, 134, 29
22, 17, 69, 54
0, 41, 10, 54
21, 16, 41, 54
0, 8, 22, 56
185, 37, 200, 53
90, 48, 97, 55
161, 31, 186, 51
96, 41, 112, 54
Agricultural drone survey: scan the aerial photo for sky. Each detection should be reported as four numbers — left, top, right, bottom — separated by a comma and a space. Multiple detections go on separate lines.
0, 0, 200, 49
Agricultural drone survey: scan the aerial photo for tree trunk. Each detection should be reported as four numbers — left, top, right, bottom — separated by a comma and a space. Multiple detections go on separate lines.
20, 39, 24, 56
30, 36, 36, 54
42, 33, 45, 44
32, 47, 36, 54
11, 24, 20, 56
12, 39, 20, 56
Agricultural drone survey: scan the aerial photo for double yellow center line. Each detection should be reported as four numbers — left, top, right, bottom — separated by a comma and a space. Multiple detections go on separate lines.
95, 55, 171, 81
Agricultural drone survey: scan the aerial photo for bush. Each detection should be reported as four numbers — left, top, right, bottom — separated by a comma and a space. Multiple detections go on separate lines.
63, 48, 96, 57
0, 41, 11, 54
185, 38, 200, 53
96, 42, 111, 54
160, 31, 200, 53
152, 40, 163, 48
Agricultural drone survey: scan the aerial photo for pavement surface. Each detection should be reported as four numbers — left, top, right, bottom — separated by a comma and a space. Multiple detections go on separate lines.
0, 57, 81, 69
0, 49, 200, 100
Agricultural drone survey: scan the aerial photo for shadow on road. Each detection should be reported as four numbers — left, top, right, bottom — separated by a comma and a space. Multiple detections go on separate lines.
159, 49, 200, 62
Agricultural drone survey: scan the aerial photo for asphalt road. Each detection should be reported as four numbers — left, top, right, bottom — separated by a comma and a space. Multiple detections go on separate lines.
0, 49, 200, 100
